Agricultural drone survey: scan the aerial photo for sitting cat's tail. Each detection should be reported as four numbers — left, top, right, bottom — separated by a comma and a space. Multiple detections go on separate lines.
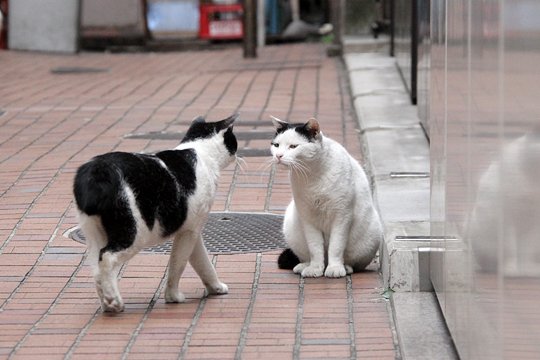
278, 248, 300, 270
74, 160, 121, 216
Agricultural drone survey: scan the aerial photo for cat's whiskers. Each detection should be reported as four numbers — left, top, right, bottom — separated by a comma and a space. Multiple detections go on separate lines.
296, 160, 311, 182
289, 159, 310, 183
235, 156, 248, 174
255, 158, 274, 172
250, 158, 271, 182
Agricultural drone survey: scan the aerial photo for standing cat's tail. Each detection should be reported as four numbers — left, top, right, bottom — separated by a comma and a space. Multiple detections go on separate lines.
278, 248, 300, 270
73, 160, 121, 216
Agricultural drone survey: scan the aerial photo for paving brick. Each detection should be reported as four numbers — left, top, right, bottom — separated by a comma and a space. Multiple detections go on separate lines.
0, 43, 399, 359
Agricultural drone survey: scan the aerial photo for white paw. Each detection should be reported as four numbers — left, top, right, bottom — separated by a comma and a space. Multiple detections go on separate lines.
293, 262, 309, 274
164, 289, 186, 303
301, 264, 325, 278
345, 264, 354, 275
207, 282, 229, 296
101, 296, 124, 313
325, 264, 347, 278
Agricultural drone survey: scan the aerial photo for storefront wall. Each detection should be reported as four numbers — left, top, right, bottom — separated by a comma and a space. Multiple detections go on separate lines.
428, 0, 540, 358
9, 0, 80, 53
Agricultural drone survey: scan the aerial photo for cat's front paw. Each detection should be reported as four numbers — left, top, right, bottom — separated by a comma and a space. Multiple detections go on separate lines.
325, 264, 347, 278
207, 282, 229, 296
293, 262, 309, 274
301, 264, 325, 278
101, 296, 124, 313
164, 289, 186, 303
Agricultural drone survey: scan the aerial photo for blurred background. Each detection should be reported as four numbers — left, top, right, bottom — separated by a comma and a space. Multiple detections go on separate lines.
0, 0, 387, 52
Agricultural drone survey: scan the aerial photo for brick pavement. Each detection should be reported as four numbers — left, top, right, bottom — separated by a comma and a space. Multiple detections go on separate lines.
0, 43, 399, 359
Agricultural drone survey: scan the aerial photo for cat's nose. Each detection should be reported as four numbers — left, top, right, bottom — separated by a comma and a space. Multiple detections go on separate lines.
277, 154, 283, 159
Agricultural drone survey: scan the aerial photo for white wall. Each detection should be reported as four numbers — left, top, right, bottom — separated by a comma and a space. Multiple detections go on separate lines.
82, 0, 143, 30
9, 0, 80, 53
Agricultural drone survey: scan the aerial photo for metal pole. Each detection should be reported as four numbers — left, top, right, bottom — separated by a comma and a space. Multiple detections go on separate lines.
141, 0, 151, 42
257, 0, 265, 48
243, 0, 257, 58
390, 0, 395, 56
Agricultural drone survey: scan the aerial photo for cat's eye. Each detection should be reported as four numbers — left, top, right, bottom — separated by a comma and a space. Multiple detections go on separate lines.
289, 145, 298, 149
271, 142, 279, 148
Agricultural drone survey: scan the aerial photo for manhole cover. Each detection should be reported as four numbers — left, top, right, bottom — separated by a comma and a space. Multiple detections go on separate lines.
66, 212, 286, 254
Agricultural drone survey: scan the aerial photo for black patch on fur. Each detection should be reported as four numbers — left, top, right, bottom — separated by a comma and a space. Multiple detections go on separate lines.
223, 126, 238, 155
74, 159, 138, 260
74, 149, 198, 256
181, 114, 238, 144
278, 248, 301, 270
273, 122, 317, 142
181, 116, 213, 142
274, 122, 293, 134
294, 123, 318, 141
154, 149, 197, 236
74, 159, 122, 216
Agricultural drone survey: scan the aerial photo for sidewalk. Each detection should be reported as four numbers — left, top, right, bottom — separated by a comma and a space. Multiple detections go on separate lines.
0, 43, 399, 359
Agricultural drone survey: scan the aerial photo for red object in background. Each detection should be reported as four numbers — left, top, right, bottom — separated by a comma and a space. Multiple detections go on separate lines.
199, 3, 243, 40
0, 0, 7, 49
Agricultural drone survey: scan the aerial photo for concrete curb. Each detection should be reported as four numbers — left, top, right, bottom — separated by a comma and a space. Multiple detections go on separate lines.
344, 52, 431, 292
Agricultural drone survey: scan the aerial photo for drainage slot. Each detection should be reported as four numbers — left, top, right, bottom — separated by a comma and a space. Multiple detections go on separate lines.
124, 131, 274, 141
51, 67, 109, 74
390, 172, 429, 179
395, 236, 458, 241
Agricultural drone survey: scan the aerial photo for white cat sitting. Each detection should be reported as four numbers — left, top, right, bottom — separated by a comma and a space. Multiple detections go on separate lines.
271, 116, 382, 278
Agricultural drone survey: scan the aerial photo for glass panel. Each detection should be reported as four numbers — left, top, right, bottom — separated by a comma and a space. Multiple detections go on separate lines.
429, 0, 540, 358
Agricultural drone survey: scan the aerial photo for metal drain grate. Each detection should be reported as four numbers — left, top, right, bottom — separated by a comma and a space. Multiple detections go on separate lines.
67, 212, 286, 254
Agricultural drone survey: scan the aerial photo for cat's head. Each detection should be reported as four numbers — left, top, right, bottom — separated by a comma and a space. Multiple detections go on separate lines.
270, 116, 322, 168
179, 113, 238, 167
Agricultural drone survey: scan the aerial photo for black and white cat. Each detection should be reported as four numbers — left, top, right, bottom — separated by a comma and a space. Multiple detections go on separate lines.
73, 114, 238, 312
271, 117, 382, 278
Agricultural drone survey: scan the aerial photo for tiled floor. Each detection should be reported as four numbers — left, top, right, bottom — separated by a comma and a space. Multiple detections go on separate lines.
0, 43, 399, 359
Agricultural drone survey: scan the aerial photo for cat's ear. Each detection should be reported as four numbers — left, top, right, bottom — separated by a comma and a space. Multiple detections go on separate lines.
270, 115, 289, 132
192, 116, 206, 124
217, 113, 239, 130
303, 118, 321, 139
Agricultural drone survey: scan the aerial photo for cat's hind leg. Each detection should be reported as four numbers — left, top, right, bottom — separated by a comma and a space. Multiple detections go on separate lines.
80, 215, 125, 313
165, 231, 198, 303
95, 250, 125, 313
346, 216, 382, 272
283, 202, 322, 276
92, 218, 138, 312
189, 235, 228, 296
